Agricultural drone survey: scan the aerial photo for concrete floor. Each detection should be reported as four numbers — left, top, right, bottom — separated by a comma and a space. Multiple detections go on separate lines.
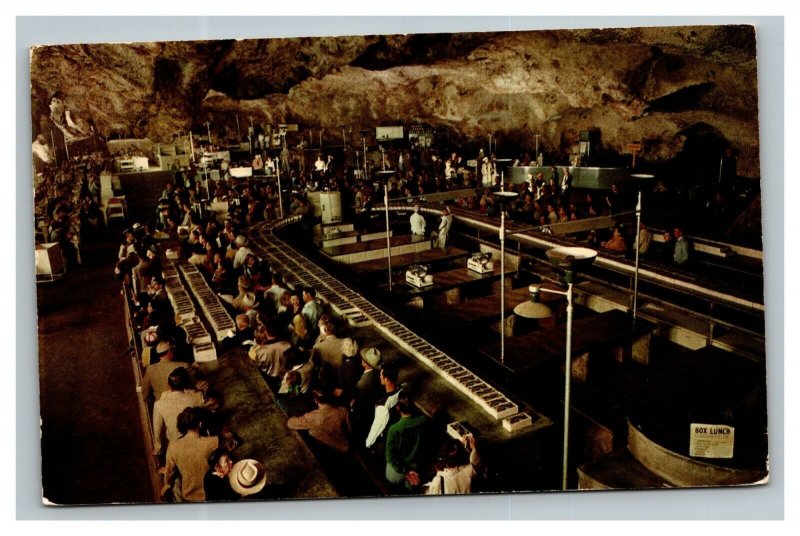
37, 218, 153, 505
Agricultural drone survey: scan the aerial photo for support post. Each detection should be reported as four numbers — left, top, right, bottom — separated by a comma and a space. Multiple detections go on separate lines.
385, 183, 393, 292
500, 210, 506, 364
633, 191, 642, 329
562, 283, 574, 490
276, 158, 284, 219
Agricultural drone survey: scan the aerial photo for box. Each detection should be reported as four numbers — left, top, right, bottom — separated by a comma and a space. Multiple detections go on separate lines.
502, 412, 533, 432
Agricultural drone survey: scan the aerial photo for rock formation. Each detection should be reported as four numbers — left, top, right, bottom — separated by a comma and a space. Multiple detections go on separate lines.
30, 25, 760, 178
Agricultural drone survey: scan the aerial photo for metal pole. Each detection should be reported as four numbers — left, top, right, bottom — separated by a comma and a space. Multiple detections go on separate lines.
633, 191, 642, 329
385, 183, 393, 292
500, 210, 506, 364
204, 166, 210, 199
206, 122, 212, 145
236, 115, 241, 141
50, 129, 57, 166
189, 131, 195, 163
276, 158, 284, 219
719, 156, 724, 185
562, 283, 574, 490
363, 137, 368, 179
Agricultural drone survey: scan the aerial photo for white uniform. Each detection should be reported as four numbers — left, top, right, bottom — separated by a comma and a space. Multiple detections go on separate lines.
437, 213, 453, 250
410, 212, 426, 236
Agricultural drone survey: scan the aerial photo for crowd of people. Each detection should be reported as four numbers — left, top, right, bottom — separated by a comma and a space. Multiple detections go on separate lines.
119, 166, 488, 502
104, 131, 716, 503
34, 152, 111, 267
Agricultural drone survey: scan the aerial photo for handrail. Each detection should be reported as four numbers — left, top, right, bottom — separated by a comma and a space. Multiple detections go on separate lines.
122, 283, 164, 502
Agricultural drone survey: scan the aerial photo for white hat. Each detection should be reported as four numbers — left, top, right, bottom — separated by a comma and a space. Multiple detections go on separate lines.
235, 235, 248, 247
229, 459, 267, 496
360, 347, 382, 369
242, 292, 257, 309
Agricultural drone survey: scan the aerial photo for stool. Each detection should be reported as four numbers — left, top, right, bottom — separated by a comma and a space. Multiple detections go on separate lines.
106, 195, 127, 223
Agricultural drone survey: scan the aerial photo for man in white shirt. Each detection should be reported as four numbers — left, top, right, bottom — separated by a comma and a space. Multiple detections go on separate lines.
409, 205, 426, 236
232, 235, 253, 270
437, 207, 453, 251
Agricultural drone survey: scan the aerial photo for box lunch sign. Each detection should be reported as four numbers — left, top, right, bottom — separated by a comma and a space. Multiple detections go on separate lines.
689, 423, 735, 459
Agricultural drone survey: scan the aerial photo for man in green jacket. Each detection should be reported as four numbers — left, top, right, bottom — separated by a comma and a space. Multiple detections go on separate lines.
385, 392, 429, 489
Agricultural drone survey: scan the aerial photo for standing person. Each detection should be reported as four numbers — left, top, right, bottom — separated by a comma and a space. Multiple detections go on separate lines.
672, 227, 690, 265
365, 362, 403, 449
350, 347, 384, 444
152, 368, 205, 457
437, 207, 453, 251
248, 321, 291, 385
560, 167, 573, 207
162, 407, 219, 502
141, 341, 188, 401
288, 291, 310, 348
606, 184, 622, 215
301, 287, 323, 331
409, 205, 426, 237
384, 392, 429, 489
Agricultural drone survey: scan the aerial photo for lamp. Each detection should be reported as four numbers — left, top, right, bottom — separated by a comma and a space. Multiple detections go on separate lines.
540, 246, 596, 490
513, 285, 554, 319
494, 191, 518, 365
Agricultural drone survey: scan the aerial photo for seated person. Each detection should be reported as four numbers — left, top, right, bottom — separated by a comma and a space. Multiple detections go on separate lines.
287, 389, 351, 454
276, 348, 317, 417
248, 320, 291, 387
221, 314, 255, 351
423, 435, 481, 495
203, 448, 240, 502
601, 226, 627, 253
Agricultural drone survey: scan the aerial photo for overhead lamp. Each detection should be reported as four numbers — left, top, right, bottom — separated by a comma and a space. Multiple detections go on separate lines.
513, 284, 554, 319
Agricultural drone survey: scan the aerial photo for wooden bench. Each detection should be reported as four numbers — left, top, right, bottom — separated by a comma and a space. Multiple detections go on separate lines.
537, 215, 616, 236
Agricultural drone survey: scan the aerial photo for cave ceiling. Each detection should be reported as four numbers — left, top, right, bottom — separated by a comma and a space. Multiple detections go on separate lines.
30, 24, 760, 178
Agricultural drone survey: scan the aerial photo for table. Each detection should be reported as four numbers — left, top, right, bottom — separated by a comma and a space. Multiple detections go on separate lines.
477, 310, 655, 381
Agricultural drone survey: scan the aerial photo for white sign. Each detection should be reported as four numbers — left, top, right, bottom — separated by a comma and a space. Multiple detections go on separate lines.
376, 126, 404, 140
689, 423, 735, 459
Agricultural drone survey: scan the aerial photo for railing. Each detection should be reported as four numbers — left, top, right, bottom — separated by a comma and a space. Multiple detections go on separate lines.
122, 283, 164, 502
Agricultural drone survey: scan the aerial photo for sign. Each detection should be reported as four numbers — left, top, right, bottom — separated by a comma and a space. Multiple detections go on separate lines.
689, 423, 735, 459
627, 142, 642, 152
376, 126, 404, 140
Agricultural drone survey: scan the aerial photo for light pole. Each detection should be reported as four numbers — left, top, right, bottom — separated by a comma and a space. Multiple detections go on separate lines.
513, 246, 597, 490
633, 191, 642, 328
384, 182, 393, 292
275, 157, 284, 219
493, 190, 518, 364
362, 135, 368, 180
